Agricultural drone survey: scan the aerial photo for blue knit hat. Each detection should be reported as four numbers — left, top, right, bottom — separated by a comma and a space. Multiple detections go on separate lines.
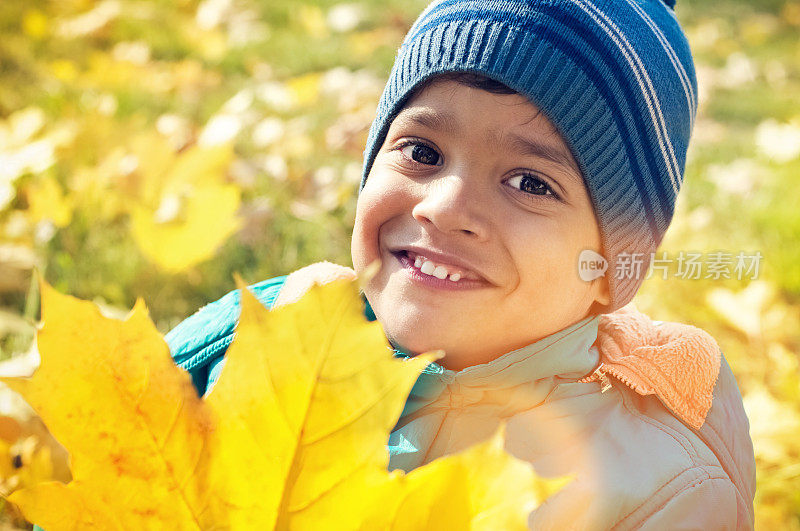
359, 0, 697, 312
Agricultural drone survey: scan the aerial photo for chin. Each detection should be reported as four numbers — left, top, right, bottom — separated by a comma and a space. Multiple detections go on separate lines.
372, 295, 477, 360
385, 328, 432, 356
383, 320, 452, 357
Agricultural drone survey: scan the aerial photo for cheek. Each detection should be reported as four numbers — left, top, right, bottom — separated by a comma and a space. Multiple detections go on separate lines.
351, 169, 409, 272
351, 198, 379, 273
507, 219, 585, 290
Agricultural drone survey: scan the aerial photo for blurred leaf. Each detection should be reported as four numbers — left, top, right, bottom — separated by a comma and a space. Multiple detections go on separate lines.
130, 182, 241, 272
743, 387, 800, 464
25, 177, 73, 228
22, 10, 49, 40
706, 281, 774, 338
167, 143, 233, 189
49, 60, 78, 83
298, 5, 329, 38
128, 136, 233, 206
755, 118, 800, 163
286, 73, 323, 108
347, 28, 398, 59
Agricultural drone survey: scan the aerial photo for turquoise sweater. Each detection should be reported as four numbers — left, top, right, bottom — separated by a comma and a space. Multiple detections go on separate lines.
166, 275, 288, 396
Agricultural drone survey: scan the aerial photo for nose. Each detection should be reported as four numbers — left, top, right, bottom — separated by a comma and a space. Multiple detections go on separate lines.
411, 174, 490, 241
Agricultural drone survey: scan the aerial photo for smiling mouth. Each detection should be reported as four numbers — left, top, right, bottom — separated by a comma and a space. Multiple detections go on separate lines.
391, 250, 485, 283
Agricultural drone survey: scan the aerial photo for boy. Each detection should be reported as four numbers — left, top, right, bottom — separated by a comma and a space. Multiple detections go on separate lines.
168, 0, 756, 528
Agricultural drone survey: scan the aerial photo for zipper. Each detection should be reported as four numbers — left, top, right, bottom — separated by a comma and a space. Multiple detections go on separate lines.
578, 362, 612, 393
579, 361, 654, 397
602, 365, 646, 394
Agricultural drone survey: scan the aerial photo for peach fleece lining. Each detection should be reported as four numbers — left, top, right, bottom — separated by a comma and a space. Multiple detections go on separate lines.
585, 304, 722, 430
275, 262, 722, 430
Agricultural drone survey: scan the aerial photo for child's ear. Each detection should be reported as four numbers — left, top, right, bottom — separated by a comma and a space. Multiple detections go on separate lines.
584, 276, 611, 318
592, 275, 611, 307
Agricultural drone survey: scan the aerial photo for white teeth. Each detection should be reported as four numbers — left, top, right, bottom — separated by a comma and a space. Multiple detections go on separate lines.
432, 265, 448, 279
408, 252, 467, 282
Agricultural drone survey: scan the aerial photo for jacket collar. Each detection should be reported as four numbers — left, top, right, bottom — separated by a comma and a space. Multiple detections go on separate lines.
390, 315, 601, 426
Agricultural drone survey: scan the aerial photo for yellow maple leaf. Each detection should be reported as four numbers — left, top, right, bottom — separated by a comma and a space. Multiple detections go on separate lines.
2, 278, 566, 529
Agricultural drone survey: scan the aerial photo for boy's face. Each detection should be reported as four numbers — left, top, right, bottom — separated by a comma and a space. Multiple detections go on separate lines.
352, 79, 609, 370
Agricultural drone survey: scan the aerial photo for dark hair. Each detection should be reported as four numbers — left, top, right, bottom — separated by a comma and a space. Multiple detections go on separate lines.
416, 71, 518, 95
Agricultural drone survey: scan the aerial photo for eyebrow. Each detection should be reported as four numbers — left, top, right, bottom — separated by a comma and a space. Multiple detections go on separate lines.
395, 108, 583, 184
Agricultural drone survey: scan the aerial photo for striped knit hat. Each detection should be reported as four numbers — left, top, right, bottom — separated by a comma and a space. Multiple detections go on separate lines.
359, 0, 697, 312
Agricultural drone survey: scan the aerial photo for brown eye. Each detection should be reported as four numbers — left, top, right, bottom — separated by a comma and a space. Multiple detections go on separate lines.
399, 142, 442, 166
505, 174, 559, 199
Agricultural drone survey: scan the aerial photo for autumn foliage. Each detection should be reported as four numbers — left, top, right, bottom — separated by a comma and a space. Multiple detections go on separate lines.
1, 279, 565, 529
